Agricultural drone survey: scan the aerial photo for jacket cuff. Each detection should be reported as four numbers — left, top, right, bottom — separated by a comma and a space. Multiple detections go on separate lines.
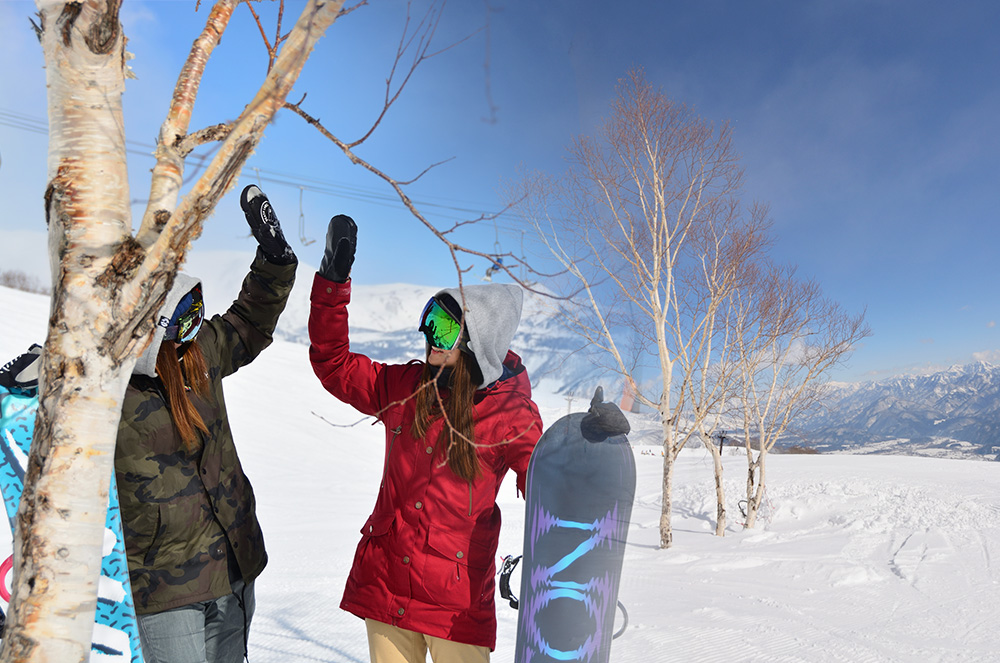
255, 244, 298, 266
312, 272, 352, 300
252, 247, 297, 284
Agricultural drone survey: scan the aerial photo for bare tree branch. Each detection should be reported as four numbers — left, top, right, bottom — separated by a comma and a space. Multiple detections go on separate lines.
507, 68, 864, 547
138, 0, 239, 241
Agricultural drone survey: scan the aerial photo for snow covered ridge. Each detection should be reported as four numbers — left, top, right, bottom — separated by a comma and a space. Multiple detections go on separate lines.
5, 258, 1000, 461
796, 361, 1000, 460
0, 250, 610, 396
194, 254, 609, 394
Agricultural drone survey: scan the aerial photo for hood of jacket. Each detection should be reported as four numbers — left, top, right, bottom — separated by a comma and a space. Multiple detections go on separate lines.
435, 283, 523, 388
133, 273, 203, 377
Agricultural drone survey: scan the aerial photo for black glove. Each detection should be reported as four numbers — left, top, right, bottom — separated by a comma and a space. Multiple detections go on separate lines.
318, 214, 357, 283
241, 185, 297, 265
0, 344, 43, 391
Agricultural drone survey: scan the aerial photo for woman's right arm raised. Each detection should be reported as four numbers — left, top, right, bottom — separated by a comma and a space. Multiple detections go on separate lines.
308, 214, 387, 417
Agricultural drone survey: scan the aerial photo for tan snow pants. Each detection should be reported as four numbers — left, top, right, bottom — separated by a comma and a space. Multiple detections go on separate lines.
365, 618, 491, 663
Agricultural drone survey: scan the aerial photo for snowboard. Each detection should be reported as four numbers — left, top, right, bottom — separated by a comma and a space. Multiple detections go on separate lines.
0, 354, 144, 662
514, 387, 636, 663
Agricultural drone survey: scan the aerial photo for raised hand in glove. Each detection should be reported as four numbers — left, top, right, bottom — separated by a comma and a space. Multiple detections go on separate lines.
318, 214, 357, 283
241, 184, 297, 265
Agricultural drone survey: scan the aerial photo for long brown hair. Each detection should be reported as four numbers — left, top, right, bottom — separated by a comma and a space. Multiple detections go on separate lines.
411, 351, 481, 482
155, 342, 210, 451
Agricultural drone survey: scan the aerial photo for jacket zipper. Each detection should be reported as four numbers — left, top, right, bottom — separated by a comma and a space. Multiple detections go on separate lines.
381, 426, 402, 489
468, 482, 473, 517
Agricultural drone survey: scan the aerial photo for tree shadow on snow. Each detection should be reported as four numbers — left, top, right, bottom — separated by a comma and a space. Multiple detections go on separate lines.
253, 615, 366, 663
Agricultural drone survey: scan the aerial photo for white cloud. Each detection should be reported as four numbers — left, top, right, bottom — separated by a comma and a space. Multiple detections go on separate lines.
972, 349, 1000, 363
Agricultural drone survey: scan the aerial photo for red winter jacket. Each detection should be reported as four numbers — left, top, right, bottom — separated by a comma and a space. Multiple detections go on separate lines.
308, 275, 542, 649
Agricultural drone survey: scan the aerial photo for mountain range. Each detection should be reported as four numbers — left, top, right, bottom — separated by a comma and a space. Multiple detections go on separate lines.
794, 362, 1000, 461
185, 251, 612, 397
7, 249, 998, 461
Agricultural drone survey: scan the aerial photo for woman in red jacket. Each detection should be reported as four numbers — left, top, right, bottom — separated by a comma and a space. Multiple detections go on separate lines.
308, 215, 542, 662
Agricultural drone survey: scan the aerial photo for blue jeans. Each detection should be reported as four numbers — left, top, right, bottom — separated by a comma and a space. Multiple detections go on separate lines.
137, 579, 255, 663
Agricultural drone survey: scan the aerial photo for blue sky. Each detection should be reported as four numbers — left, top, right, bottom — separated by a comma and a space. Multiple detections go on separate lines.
0, 0, 998, 383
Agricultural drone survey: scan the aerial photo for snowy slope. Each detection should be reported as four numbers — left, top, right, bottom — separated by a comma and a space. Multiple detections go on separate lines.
3, 279, 1000, 661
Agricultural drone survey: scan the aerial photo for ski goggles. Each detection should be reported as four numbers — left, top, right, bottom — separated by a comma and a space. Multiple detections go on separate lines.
418, 297, 464, 351
164, 288, 205, 344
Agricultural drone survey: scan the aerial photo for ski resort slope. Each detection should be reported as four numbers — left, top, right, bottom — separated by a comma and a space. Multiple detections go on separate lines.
2, 283, 1000, 661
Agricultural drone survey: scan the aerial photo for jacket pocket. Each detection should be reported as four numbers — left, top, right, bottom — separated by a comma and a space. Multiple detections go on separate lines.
421, 525, 496, 610
359, 512, 394, 538
352, 513, 394, 591
426, 524, 494, 571
141, 506, 164, 567
120, 502, 158, 560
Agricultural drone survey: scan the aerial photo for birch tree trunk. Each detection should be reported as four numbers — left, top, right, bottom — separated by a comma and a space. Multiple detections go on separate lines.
2, 1, 343, 660
660, 419, 675, 549
707, 439, 726, 536
745, 445, 767, 529
2, 3, 134, 659
745, 440, 768, 528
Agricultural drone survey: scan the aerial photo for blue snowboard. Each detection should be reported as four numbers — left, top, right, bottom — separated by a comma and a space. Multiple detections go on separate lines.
0, 379, 144, 662
514, 387, 636, 663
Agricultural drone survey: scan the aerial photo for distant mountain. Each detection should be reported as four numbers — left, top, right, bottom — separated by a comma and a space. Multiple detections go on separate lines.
186, 251, 612, 396
6, 257, 999, 461
795, 362, 1000, 461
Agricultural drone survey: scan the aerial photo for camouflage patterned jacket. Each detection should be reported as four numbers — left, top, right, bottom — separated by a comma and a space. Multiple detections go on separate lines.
116, 250, 295, 615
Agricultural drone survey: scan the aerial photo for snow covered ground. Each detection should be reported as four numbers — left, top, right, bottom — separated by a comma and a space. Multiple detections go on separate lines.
3, 283, 1000, 661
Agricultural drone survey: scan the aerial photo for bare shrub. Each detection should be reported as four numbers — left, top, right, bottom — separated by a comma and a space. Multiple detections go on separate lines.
0, 270, 50, 295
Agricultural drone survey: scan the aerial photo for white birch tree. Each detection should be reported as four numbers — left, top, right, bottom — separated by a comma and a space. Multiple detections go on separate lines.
733, 264, 870, 528
2, 1, 344, 660
4, 1, 512, 656
511, 70, 769, 547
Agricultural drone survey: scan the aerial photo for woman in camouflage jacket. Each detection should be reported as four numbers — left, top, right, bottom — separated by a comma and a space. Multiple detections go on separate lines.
115, 186, 296, 663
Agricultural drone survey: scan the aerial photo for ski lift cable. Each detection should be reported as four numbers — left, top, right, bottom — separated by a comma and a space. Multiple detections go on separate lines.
2, 107, 578, 234
2, 108, 558, 231
0, 108, 502, 220
297, 186, 316, 246
483, 219, 505, 281
0, 107, 557, 227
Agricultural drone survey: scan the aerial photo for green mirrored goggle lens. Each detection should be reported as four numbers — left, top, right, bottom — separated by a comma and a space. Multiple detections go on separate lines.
173, 301, 204, 343
419, 299, 462, 350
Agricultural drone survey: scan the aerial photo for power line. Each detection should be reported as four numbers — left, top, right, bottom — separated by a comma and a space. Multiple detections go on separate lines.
0, 106, 523, 224
0, 107, 540, 252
